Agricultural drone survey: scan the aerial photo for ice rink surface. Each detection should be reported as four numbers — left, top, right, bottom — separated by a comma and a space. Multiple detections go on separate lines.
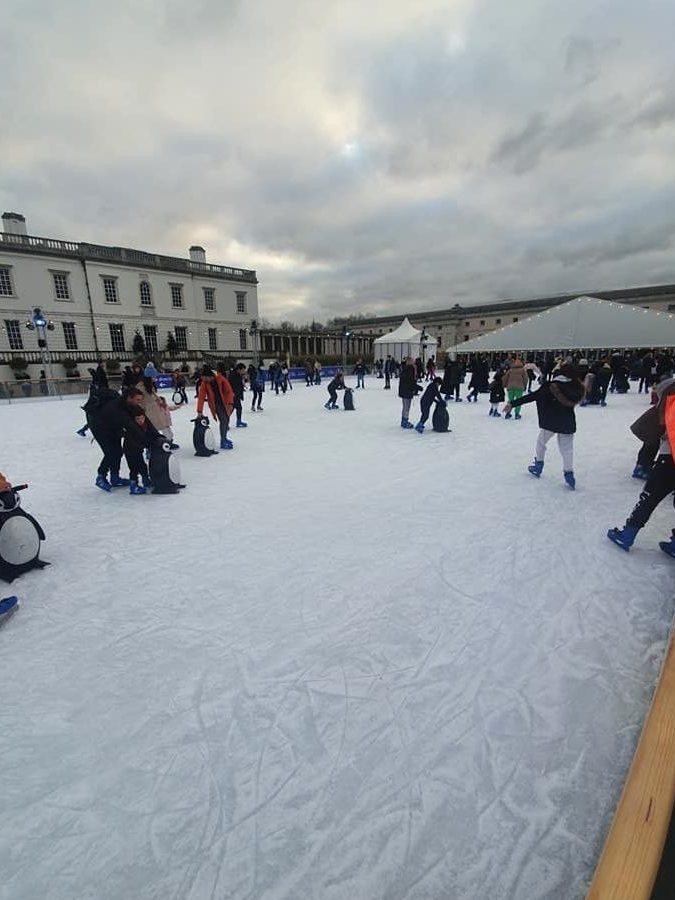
1, 378, 673, 899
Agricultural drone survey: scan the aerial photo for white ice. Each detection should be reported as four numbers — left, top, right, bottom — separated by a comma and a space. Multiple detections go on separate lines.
0, 379, 673, 900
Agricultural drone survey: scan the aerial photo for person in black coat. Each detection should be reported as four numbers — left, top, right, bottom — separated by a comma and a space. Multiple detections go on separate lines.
324, 372, 344, 409
89, 388, 152, 491
504, 364, 585, 488
414, 377, 443, 433
228, 363, 248, 427
441, 355, 463, 402
122, 405, 162, 493
384, 355, 395, 389
399, 358, 421, 428
92, 361, 108, 389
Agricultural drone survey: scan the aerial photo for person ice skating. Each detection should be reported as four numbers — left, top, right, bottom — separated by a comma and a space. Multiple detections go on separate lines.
123, 406, 160, 494
608, 385, 675, 555
89, 387, 150, 491
144, 359, 160, 379
314, 360, 322, 385
325, 371, 344, 409
137, 377, 180, 447
173, 370, 188, 405
196, 366, 235, 449
489, 369, 505, 417
251, 365, 265, 411
305, 361, 314, 386
415, 377, 443, 433
353, 359, 366, 389
503, 363, 585, 489
229, 363, 248, 428
426, 356, 436, 381
630, 374, 675, 479
441, 354, 463, 402
399, 358, 420, 428
502, 358, 529, 418
77, 366, 113, 437
384, 355, 395, 390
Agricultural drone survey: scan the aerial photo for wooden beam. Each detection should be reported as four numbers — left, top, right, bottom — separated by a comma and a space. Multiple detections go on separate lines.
587, 624, 675, 899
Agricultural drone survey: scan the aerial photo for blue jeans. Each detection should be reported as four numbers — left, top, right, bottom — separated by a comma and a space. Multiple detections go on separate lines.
357, 374, 365, 388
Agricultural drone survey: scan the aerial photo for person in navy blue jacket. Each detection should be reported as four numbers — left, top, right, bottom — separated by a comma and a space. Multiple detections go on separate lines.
415, 377, 443, 433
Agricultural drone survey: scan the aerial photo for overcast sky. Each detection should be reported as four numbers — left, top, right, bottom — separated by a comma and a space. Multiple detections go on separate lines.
2, 0, 675, 322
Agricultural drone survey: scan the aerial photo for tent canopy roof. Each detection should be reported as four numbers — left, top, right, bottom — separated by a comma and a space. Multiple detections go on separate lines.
447, 296, 675, 353
373, 316, 438, 346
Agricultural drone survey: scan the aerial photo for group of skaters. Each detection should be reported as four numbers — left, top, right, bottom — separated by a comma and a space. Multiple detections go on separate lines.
78, 358, 272, 495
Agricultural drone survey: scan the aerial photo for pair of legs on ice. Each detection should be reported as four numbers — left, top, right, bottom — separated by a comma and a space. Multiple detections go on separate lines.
608, 455, 675, 556
251, 388, 263, 411
92, 430, 131, 491
444, 386, 461, 402
505, 389, 524, 418
528, 429, 576, 489
325, 388, 339, 409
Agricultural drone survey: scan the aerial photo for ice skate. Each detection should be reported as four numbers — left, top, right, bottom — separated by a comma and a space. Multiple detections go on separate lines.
607, 525, 639, 551
563, 471, 576, 490
528, 459, 543, 478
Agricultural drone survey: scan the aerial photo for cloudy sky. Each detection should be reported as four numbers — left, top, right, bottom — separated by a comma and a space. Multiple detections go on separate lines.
2, 0, 675, 322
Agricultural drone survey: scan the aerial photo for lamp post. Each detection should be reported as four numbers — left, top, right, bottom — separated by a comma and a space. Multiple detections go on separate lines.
420, 327, 428, 368
25, 307, 56, 395
249, 319, 259, 366
341, 325, 352, 372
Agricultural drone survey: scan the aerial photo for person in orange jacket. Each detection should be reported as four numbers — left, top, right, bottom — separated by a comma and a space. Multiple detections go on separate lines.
196, 365, 235, 449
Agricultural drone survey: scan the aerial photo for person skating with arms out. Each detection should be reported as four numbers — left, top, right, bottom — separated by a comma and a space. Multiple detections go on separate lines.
503, 363, 585, 489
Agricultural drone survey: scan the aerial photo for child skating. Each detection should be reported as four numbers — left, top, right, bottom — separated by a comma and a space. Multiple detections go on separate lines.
325, 372, 345, 409
503, 364, 585, 489
415, 377, 444, 433
489, 370, 505, 417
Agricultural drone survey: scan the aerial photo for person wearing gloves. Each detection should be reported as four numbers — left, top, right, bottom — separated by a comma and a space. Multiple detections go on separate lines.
415, 377, 444, 433
503, 364, 585, 489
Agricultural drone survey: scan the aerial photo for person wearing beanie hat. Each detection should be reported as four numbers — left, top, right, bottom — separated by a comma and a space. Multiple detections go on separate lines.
504, 364, 585, 489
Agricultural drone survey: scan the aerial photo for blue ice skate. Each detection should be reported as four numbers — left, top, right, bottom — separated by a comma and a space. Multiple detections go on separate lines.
110, 474, 131, 488
632, 465, 649, 480
220, 439, 234, 450
659, 532, 675, 559
528, 459, 543, 478
129, 482, 147, 495
607, 525, 639, 551
95, 475, 112, 492
564, 471, 576, 490
0, 596, 18, 626
236, 421, 248, 428
400, 418, 414, 429
415, 422, 425, 433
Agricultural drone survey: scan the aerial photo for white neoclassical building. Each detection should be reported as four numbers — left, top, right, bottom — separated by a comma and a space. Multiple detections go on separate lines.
0, 212, 259, 379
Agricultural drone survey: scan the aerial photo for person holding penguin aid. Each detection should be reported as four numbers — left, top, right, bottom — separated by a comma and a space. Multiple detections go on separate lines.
324, 371, 345, 409
414, 377, 449, 433
196, 366, 235, 449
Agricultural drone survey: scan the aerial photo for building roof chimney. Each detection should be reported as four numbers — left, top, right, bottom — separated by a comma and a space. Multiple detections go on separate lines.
2, 212, 27, 236
189, 245, 206, 263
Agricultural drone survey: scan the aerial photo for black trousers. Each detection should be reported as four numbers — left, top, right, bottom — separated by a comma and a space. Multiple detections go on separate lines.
251, 389, 263, 408
636, 441, 660, 471
419, 401, 433, 425
92, 429, 123, 478
627, 454, 675, 528
328, 388, 338, 405
385, 373, 391, 389
124, 448, 148, 482
234, 397, 243, 423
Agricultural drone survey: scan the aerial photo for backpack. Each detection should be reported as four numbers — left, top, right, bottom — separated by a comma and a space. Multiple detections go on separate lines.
82, 385, 119, 417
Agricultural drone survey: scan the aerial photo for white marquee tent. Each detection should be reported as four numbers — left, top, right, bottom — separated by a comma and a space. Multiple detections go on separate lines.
373, 317, 438, 362
446, 296, 675, 354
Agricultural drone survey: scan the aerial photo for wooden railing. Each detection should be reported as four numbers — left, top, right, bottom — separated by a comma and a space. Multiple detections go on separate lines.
587, 624, 675, 899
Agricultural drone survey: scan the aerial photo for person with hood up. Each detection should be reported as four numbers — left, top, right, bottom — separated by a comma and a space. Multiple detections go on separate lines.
502, 358, 529, 419
608, 377, 675, 555
441, 353, 463, 402
503, 363, 585, 489
488, 369, 505, 417
196, 365, 235, 449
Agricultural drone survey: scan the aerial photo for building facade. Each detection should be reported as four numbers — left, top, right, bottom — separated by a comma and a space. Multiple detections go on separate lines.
0, 212, 259, 379
349, 286, 675, 357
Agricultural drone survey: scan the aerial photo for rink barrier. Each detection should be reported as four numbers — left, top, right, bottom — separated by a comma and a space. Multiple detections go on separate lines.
587, 625, 675, 899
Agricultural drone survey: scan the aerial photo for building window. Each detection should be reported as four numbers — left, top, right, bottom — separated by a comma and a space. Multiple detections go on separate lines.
513, 317, 519, 323
109, 323, 125, 353
236, 292, 247, 314
203, 287, 215, 311
174, 325, 188, 351
239, 329, 247, 350
495, 318, 501, 325
464, 321, 470, 327
480, 319, 485, 326
0, 267, 14, 296
5, 319, 23, 350
143, 324, 158, 353
208, 327, 217, 351
139, 281, 152, 306
62, 322, 78, 350
463, 335, 469, 342
103, 277, 119, 303
170, 284, 184, 309
52, 271, 70, 300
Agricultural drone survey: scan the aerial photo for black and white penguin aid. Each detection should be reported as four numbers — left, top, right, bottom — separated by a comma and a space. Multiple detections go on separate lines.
343, 388, 355, 411
192, 416, 218, 457
149, 437, 185, 494
432, 400, 450, 433
0, 485, 48, 583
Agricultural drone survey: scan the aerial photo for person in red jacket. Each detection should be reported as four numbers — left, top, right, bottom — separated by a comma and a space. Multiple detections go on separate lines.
196, 365, 235, 449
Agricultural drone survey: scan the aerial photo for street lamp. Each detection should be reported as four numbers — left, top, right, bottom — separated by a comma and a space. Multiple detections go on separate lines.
25, 307, 56, 395
341, 325, 352, 372
249, 319, 259, 366
420, 327, 428, 367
